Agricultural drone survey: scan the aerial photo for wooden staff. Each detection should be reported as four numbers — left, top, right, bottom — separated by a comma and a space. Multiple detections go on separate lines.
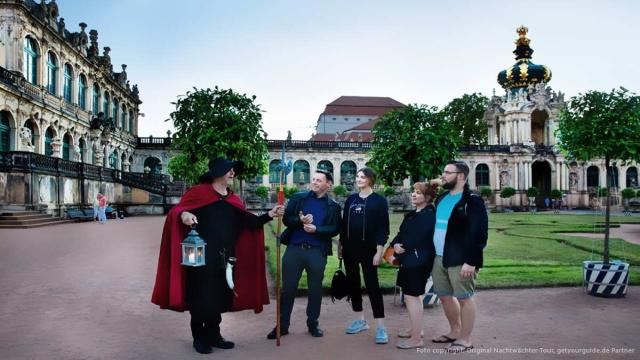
275, 168, 285, 346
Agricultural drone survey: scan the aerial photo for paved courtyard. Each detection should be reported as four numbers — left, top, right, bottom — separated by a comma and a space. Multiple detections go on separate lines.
0, 217, 638, 359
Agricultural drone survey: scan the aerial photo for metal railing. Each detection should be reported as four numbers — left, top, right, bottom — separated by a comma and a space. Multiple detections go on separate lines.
0, 151, 185, 196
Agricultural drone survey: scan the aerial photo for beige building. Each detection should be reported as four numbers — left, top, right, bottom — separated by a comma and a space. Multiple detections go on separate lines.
0, 0, 141, 171
265, 27, 638, 209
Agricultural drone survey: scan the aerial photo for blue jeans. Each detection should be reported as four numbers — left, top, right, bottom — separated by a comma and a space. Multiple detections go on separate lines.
98, 207, 107, 223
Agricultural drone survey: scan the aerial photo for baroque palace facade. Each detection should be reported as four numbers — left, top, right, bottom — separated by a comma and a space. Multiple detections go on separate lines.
0, 0, 141, 169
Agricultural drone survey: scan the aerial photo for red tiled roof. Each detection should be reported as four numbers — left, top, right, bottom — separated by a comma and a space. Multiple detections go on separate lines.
321, 96, 405, 116
344, 120, 378, 132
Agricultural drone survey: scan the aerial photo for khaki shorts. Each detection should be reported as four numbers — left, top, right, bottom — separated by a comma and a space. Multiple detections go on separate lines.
431, 256, 476, 299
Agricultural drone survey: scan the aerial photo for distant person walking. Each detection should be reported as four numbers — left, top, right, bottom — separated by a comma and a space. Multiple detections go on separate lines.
96, 193, 107, 224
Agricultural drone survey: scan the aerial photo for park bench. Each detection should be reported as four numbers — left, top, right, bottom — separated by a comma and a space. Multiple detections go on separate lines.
67, 209, 94, 222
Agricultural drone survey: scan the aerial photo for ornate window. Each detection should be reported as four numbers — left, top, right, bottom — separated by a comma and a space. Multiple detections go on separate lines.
23, 37, 38, 84
0, 111, 10, 152
112, 98, 119, 127
92, 83, 100, 114
587, 166, 599, 188
317, 160, 334, 179
476, 163, 490, 187
62, 133, 71, 160
626, 167, 638, 187
78, 74, 87, 109
103, 91, 110, 116
121, 105, 126, 130
340, 161, 357, 188
63, 64, 73, 102
45, 127, 55, 156
293, 160, 310, 184
46, 51, 58, 94
269, 160, 282, 184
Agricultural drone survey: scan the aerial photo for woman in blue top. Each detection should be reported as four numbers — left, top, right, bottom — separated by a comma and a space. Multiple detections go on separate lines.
338, 167, 390, 344
390, 181, 437, 349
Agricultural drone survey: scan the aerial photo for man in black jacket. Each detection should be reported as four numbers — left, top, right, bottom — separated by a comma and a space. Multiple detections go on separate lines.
267, 169, 342, 339
431, 161, 488, 353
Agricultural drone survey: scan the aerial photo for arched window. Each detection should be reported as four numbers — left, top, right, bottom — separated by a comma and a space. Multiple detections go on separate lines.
92, 83, 100, 114
103, 91, 110, 116
78, 74, 87, 110
476, 163, 490, 187
62, 133, 71, 160
45, 127, 55, 156
269, 160, 281, 184
109, 151, 118, 169
46, 51, 58, 94
340, 161, 357, 188
128, 110, 134, 133
112, 98, 119, 126
121, 105, 126, 130
63, 63, 73, 102
317, 160, 334, 179
144, 156, 162, 174
608, 166, 619, 188
587, 166, 599, 188
293, 160, 310, 184
627, 167, 638, 187
0, 111, 10, 152
23, 36, 38, 84
79, 138, 86, 162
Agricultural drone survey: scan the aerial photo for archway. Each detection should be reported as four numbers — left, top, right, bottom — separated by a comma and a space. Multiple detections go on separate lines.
531, 110, 548, 145
531, 161, 552, 208
144, 156, 162, 174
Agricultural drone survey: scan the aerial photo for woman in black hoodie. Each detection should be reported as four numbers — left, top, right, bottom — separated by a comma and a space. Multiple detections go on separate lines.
338, 167, 390, 344
390, 181, 437, 349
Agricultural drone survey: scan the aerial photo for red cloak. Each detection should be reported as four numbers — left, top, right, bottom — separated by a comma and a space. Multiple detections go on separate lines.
151, 183, 269, 313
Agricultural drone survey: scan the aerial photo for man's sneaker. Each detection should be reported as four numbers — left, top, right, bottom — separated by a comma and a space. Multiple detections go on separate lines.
308, 327, 324, 337
345, 319, 369, 334
266, 327, 289, 340
375, 327, 389, 344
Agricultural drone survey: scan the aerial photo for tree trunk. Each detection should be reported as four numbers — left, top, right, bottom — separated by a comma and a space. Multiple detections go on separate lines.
604, 157, 611, 264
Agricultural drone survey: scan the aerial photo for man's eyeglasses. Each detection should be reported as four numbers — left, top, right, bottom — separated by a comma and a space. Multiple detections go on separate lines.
442, 171, 460, 175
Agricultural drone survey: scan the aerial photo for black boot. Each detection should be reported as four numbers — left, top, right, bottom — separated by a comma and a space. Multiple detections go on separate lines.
193, 339, 212, 354
211, 336, 235, 349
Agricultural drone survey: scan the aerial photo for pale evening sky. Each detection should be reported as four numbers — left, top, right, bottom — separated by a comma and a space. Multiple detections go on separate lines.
58, 0, 639, 140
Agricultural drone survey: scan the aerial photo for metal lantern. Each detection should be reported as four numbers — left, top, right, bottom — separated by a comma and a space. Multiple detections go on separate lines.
181, 227, 206, 267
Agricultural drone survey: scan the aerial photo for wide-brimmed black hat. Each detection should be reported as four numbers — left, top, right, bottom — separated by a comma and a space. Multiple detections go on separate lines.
202, 157, 244, 178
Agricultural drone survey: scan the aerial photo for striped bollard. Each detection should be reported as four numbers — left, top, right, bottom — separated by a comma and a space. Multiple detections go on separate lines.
423, 276, 440, 306
583, 260, 629, 298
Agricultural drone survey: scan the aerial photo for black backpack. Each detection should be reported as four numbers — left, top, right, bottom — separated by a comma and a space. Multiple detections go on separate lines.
330, 259, 350, 303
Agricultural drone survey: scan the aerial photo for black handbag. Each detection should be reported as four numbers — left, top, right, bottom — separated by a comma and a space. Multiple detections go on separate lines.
330, 259, 350, 303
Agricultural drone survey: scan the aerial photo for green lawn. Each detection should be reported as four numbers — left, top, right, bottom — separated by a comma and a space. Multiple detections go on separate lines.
264, 212, 640, 291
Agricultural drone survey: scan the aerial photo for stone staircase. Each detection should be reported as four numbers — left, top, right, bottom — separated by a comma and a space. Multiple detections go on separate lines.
0, 211, 74, 229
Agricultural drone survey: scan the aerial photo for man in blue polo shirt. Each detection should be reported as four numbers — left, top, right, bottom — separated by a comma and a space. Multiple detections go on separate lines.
267, 169, 342, 339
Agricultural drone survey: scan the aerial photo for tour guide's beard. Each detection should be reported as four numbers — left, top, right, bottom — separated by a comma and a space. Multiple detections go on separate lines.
442, 178, 456, 190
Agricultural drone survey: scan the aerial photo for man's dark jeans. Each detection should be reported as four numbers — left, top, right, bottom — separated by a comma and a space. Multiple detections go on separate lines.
279, 244, 327, 330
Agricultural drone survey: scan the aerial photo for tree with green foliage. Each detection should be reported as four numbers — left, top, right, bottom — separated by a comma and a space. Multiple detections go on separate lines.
621, 188, 636, 210
556, 87, 640, 263
254, 185, 270, 200
369, 104, 461, 184
167, 87, 268, 186
479, 187, 493, 199
442, 93, 489, 145
332, 185, 347, 197
550, 189, 563, 199
284, 186, 299, 199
